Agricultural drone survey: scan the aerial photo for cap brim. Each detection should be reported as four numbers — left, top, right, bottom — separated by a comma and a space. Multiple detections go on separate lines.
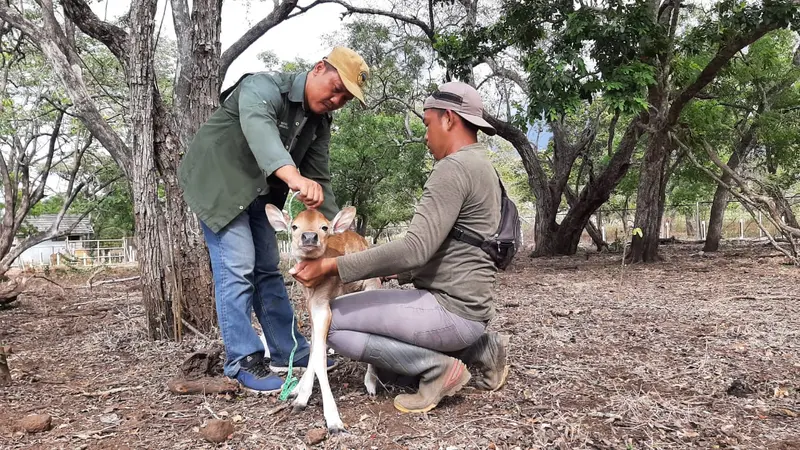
455, 111, 496, 136
340, 75, 366, 107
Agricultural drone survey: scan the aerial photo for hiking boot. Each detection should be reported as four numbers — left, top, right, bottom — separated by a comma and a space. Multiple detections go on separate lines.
235, 352, 284, 394
360, 334, 471, 414
269, 354, 338, 373
457, 331, 509, 391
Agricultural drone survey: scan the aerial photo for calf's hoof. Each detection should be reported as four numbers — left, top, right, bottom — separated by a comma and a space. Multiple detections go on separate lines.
327, 422, 348, 436
291, 402, 307, 413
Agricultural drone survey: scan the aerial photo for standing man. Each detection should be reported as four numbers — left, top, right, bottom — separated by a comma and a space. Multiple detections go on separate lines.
178, 47, 370, 393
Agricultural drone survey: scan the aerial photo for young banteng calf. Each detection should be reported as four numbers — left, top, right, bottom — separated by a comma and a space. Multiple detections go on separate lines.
265, 204, 380, 434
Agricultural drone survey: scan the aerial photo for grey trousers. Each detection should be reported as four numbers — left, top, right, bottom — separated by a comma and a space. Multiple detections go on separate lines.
327, 289, 486, 361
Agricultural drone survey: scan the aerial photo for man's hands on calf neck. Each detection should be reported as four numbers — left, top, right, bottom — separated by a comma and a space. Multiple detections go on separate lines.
290, 257, 338, 288
274, 165, 323, 209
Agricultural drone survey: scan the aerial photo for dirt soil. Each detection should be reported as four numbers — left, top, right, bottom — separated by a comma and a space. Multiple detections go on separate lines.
1, 243, 799, 449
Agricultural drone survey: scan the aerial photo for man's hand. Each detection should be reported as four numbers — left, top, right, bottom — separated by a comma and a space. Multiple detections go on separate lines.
274, 165, 324, 209
290, 257, 338, 288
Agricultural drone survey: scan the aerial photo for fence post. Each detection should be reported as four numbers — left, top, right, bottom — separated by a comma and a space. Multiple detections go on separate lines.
601, 226, 606, 242
695, 202, 701, 239
700, 220, 706, 240
666, 222, 670, 239
758, 212, 763, 237
739, 219, 744, 239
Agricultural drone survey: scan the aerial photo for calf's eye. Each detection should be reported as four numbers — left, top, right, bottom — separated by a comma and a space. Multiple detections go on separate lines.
321, 226, 329, 232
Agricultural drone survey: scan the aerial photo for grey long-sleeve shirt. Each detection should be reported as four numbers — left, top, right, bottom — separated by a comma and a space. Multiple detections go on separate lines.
337, 143, 501, 322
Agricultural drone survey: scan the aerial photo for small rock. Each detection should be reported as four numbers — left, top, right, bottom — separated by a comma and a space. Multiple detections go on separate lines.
306, 427, 328, 445
99, 413, 119, 424
18, 414, 52, 433
726, 379, 754, 398
200, 419, 234, 443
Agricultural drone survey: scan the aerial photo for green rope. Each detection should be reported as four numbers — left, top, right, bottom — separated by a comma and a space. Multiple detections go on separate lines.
278, 190, 302, 402
278, 312, 299, 401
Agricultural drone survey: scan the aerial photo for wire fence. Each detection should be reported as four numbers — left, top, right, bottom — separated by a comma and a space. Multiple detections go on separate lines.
12, 237, 137, 269
554, 196, 800, 248
272, 196, 799, 254
17, 196, 795, 269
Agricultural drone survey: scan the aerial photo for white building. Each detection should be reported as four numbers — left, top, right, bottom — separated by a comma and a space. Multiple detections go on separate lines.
12, 214, 94, 266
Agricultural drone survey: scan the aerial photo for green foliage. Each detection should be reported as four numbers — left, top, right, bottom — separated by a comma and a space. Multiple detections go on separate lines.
328, 106, 429, 232
436, 0, 800, 135
489, 140, 535, 209
669, 28, 800, 206
436, 0, 664, 121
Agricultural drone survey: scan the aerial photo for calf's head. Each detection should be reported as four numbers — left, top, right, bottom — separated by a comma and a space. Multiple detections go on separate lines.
265, 204, 357, 260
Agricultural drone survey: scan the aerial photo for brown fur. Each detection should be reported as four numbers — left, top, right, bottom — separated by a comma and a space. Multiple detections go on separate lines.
264, 204, 380, 433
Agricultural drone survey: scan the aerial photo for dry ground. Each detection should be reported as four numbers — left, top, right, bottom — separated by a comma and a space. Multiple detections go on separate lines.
1, 242, 798, 449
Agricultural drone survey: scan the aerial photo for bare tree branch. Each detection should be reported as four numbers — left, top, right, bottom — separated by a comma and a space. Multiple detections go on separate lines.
0, 150, 14, 232
219, 0, 299, 80
322, 0, 435, 40
679, 136, 799, 262
484, 112, 548, 198
61, 0, 129, 70
0, 2, 132, 173
28, 109, 65, 206
368, 95, 423, 119
170, 0, 192, 113
287, 0, 328, 19
483, 57, 528, 95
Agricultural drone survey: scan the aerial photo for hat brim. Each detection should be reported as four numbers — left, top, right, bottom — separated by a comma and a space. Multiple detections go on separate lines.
454, 111, 497, 136
340, 73, 366, 107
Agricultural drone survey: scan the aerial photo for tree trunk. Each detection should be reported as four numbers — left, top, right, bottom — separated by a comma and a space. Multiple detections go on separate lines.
685, 213, 695, 238
777, 197, 799, 229
630, 130, 670, 262
546, 118, 646, 255
0, 228, 14, 278
552, 192, 610, 254
562, 186, 607, 252
703, 173, 734, 251
355, 216, 368, 236
584, 218, 606, 251
705, 123, 755, 252
765, 185, 800, 231
157, 119, 215, 334
531, 188, 560, 256
130, 0, 176, 339
149, 0, 223, 336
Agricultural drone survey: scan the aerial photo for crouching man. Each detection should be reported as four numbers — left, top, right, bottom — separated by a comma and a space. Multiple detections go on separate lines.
291, 81, 509, 413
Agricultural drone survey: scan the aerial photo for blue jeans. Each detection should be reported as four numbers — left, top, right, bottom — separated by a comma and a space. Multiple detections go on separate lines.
200, 195, 310, 377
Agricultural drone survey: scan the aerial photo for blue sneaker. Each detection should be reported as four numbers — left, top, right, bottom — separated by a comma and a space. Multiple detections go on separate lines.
270, 354, 338, 373
235, 353, 284, 394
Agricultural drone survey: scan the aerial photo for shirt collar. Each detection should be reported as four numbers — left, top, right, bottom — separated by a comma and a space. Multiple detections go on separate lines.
289, 72, 308, 110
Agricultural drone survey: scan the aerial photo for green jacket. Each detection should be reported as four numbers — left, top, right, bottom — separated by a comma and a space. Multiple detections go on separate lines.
178, 71, 339, 233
